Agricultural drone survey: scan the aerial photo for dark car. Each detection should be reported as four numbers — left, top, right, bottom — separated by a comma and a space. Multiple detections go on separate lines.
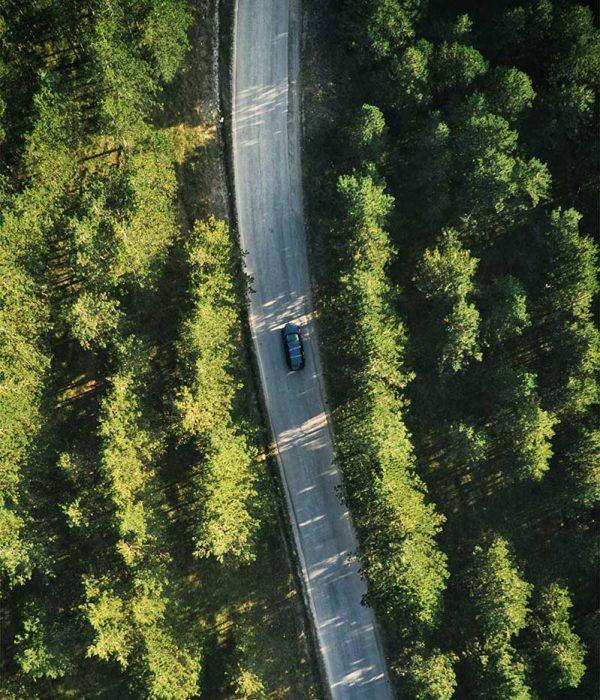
281, 323, 305, 371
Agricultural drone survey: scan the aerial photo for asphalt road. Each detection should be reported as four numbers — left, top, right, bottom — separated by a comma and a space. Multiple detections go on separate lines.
231, 2, 393, 698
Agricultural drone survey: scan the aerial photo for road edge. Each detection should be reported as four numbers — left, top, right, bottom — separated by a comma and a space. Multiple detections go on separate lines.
294, 0, 395, 695
226, 1, 330, 697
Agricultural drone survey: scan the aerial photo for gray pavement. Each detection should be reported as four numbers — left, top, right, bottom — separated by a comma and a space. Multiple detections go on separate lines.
231, 1, 394, 698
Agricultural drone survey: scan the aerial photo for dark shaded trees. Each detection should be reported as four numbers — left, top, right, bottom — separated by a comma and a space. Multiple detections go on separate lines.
307, 0, 597, 696
488, 366, 555, 482
415, 229, 481, 374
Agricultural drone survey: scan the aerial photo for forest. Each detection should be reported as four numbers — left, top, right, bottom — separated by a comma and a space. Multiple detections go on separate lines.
0, 1, 317, 698
304, 0, 598, 698
1, 0, 598, 699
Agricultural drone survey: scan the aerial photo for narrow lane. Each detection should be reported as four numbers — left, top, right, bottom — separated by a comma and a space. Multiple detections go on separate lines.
231, 2, 393, 697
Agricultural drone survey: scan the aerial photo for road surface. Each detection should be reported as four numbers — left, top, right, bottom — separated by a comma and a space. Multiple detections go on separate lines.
231, 1, 393, 698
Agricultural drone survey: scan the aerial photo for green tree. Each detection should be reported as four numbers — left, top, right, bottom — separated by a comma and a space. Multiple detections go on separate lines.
347, 104, 388, 162
418, 229, 478, 299
485, 67, 535, 122
119, 133, 179, 285
174, 217, 244, 437
336, 168, 405, 386
366, 0, 423, 60
0, 248, 50, 586
469, 535, 532, 644
191, 427, 259, 563
0, 1, 201, 696
407, 111, 451, 228
67, 129, 178, 306
337, 167, 395, 237
432, 42, 488, 93
143, 0, 192, 82
229, 615, 269, 699
448, 92, 552, 220
174, 217, 259, 563
333, 165, 447, 662
450, 14, 473, 42
387, 40, 433, 110
465, 535, 533, 699
407, 648, 458, 700
87, 341, 204, 697
561, 427, 600, 511
543, 208, 598, 322
90, 7, 156, 142
536, 208, 599, 417
442, 299, 481, 374
468, 642, 532, 700
492, 365, 555, 482
98, 349, 164, 563
543, 320, 600, 418
446, 422, 489, 476
82, 575, 134, 669
416, 229, 478, 300
69, 292, 122, 350
314, 0, 599, 696
14, 604, 75, 681
481, 275, 530, 348
530, 583, 586, 691
415, 229, 481, 374
23, 76, 79, 200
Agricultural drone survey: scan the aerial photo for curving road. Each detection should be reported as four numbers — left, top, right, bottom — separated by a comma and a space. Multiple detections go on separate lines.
231, 1, 393, 698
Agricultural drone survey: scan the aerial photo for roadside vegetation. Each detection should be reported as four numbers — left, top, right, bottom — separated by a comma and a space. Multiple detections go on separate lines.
303, 0, 598, 698
0, 1, 317, 698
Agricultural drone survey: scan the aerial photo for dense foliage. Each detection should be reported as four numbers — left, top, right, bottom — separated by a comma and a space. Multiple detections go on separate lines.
173, 217, 260, 563
306, 0, 598, 697
0, 1, 315, 698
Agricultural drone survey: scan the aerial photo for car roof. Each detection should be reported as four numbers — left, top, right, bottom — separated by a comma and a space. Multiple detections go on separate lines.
283, 322, 300, 334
